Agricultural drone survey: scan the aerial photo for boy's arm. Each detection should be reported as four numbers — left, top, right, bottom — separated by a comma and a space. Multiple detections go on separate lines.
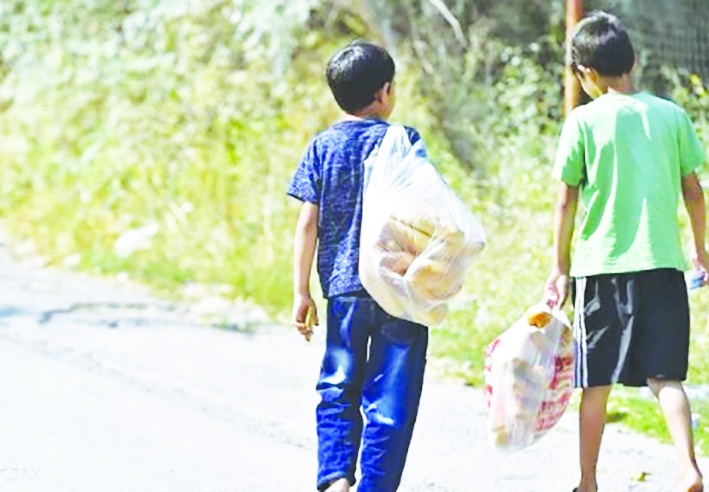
292, 201, 319, 339
544, 182, 579, 308
681, 172, 709, 275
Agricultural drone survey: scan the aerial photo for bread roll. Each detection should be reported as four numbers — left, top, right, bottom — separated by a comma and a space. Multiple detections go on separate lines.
375, 217, 430, 256
406, 259, 463, 300
526, 305, 553, 328
414, 303, 448, 326
491, 428, 509, 447
380, 250, 415, 275
360, 255, 407, 318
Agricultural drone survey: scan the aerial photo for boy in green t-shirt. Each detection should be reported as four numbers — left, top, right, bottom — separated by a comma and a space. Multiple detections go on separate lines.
544, 12, 707, 492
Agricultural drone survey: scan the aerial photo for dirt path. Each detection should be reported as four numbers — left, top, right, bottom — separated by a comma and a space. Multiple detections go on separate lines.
0, 241, 706, 491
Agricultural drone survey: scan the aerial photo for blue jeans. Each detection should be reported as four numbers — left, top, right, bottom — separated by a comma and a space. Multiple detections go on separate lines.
316, 294, 428, 492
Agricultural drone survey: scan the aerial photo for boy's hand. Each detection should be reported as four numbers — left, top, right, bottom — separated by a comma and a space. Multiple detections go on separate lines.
544, 269, 571, 309
291, 294, 319, 341
691, 248, 709, 284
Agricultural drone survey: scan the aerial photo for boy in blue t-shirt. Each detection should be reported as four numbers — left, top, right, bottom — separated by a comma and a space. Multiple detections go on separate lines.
287, 41, 428, 492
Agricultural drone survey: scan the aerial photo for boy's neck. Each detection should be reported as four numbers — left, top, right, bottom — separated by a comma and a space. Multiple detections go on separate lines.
346, 101, 390, 121
347, 109, 388, 121
599, 73, 637, 95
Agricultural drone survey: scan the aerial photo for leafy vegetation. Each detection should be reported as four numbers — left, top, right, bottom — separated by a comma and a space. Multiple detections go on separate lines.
0, 0, 708, 454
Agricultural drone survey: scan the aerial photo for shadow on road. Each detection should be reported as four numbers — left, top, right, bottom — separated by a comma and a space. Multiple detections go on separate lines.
0, 306, 30, 319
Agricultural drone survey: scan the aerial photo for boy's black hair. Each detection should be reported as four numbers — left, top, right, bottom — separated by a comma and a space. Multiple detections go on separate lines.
570, 12, 635, 77
325, 41, 395, 114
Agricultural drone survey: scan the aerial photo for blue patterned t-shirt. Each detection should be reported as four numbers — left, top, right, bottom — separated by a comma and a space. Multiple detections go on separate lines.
287, 119, 424, 299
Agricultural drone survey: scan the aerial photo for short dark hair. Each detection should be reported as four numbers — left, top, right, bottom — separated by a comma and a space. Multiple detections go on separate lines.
325, 41, 395, 114
570, 12, 635, 77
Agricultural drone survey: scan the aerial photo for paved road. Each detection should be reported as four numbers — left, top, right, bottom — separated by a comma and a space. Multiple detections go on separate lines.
0, 241, 706, 491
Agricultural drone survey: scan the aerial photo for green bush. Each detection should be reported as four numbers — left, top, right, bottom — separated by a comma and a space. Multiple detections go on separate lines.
0, 0, 332, 310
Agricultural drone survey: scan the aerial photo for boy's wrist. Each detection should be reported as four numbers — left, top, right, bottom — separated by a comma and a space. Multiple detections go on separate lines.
689, 243, 706, 255
690, 247, 709, 264
551, 263, 571, 276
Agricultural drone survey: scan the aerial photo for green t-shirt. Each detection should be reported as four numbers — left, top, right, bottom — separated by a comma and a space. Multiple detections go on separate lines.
553, 92, 706, 277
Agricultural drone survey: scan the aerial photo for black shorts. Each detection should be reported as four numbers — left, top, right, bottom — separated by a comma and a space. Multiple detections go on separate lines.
571, 269, 690, 388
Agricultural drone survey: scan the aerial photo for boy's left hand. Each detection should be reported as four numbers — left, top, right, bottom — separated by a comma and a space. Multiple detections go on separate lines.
691, 248, 709, 284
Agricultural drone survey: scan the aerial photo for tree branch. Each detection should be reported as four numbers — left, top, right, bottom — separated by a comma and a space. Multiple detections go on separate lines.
427, 0, 467, 48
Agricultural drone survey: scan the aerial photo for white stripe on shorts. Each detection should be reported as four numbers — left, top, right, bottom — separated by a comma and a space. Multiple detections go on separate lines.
573, 277, 589, 387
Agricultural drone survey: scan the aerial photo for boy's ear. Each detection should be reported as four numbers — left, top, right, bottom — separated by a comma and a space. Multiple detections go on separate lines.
374, 83, 390, 103
576, 64, 599, 81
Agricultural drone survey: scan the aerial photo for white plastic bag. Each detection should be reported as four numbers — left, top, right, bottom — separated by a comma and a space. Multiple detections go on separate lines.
359, 125, 486, 326
484, 306, 574, 452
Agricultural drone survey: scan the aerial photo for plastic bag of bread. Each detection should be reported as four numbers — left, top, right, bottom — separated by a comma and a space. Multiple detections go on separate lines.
359, 125, 486, 326
484, 305, 574, 453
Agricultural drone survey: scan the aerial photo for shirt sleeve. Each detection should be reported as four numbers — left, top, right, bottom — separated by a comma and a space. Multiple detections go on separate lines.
677, 108, 707, 177
552, 111, 585, 186
286, 140, 321, 204
405, 126, 428, 159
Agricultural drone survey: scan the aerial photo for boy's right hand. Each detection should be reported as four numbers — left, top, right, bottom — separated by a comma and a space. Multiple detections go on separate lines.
291, 294, 319, 341
544, 269, 571, 310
